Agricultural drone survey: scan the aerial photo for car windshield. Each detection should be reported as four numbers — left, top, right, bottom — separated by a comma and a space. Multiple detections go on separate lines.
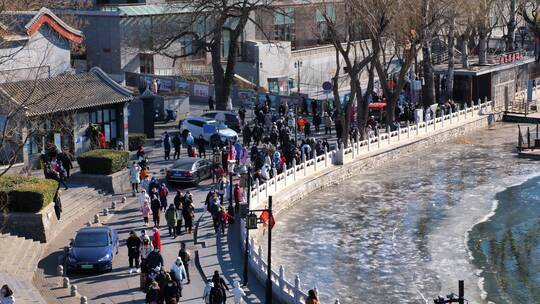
207, 120, 228, 130
173, 160, 196, 170
74, 232, 109, 247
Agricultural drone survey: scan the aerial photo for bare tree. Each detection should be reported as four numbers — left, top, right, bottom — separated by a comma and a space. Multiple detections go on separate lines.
153, 0, 278, 110
521, 0, 540, 61
319, 1, 375, 144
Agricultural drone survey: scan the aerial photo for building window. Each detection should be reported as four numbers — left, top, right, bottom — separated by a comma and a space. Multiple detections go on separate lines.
89, 108, 118, 142
140, 53, 154, 74
274, 8, 295, 44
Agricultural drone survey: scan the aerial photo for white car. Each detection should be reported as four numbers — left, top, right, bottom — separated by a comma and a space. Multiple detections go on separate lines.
179, 115, 238, 143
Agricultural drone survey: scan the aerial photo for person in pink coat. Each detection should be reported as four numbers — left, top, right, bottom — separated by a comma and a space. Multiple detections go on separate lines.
141, 200, 152, 226
152, 227, 162, 252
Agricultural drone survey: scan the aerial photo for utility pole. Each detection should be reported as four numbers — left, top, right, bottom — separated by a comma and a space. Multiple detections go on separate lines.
266, 196, 273, 304
243, 167, 251, 286
295, 60, 302, 94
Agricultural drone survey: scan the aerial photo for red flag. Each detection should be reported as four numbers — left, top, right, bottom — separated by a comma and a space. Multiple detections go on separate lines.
259, 210, 275, 229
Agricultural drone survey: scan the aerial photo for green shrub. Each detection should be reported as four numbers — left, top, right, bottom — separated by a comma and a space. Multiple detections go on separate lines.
128, 133, 147, 151
77, 149, 129, 175
0, 176, 57, 213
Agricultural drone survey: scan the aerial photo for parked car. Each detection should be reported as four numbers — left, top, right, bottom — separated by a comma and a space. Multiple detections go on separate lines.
201, 111, 241, 131
67, 227, 119, 273
178, 115, 238, 143
166, 157, 213, 185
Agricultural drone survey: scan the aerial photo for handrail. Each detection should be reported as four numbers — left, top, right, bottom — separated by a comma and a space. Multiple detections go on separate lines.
243, 99, 493, 304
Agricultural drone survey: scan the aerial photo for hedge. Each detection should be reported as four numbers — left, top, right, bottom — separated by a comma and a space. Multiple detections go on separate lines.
77, 149, 129, 175
128, 133, 147, 151
0, 176, 58, 213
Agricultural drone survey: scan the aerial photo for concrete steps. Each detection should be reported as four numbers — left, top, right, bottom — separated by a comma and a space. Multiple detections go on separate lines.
56, 186, 113, 229
0, 233, 44, 281
0, 272, 46, 304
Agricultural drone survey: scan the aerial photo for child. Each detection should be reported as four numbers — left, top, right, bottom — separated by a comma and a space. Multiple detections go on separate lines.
141, 200, 152, 226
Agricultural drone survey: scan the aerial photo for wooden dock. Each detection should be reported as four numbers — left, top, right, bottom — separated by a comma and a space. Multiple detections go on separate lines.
518, 149, 540, 160
503, 112, 540, 124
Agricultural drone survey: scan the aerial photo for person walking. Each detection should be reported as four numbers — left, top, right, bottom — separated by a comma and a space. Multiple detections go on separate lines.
232, 281, 246, 304
146, 247, 164, 271
165, 204, 178, 238
145, 280, 160, 304
203, 282, 213, 304
173, 189, 184, 236
323, 112, 332, 135
150, 187, 161, 227
0, 284, 15, 304
151, 227, 162, 252
242, 124, 251, 147
130, 162, 141, 196
163, 132, 171, 160
159, 183, 169, 212
197, 135, 206, 158
182, 199, 195, 234
208, 96, 215, 110
313, 112, 321, 134
58, 149, 73, 179
306, 289, 320, 304
178, 242, 191, 284
233, 184, 243, 214
170, 257, 187, 299
140, 236, 153, 274
127, 231, 142, 274
211, 270, 229, 303
141, 200, 152, 226
172, 133, 181, 160
53, 190, 62, 221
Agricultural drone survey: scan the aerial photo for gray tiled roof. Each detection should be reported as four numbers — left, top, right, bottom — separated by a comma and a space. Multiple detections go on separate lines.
0, 67, 133, 117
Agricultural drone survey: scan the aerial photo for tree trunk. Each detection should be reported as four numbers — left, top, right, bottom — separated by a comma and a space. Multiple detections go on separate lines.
359, 65, 374, 139
422, 45, 435, 106
478, 30, 488, 64
461, 35, 469, 69
506, 0, 517, 52
445, 16, 455, 101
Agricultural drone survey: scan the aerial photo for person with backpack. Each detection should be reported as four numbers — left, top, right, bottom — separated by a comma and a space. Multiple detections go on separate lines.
150, 187, 161, 227
178, 242, 191, 284
159, 183, 169, 212
53, 190, 63, 221
165, 204, 178, 238
211, 270, 229, 303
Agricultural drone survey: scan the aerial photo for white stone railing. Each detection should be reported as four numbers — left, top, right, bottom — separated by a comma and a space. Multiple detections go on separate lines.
240, 99, 493, 304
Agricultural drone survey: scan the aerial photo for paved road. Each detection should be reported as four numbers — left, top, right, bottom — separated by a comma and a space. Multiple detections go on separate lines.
69, 149, 266, 303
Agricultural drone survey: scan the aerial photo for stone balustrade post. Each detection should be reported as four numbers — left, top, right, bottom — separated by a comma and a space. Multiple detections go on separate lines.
121, 197, 126, 204
63, 277, 70, 288
449, 107, 453, 124
386, 126, 390, 145
425, 120, 429, 133
324, 147, 328, 167
367, 136, 371, 151
464, 103, 468, 118
111, 201, 116, 210
314, 153, 318, 171
258, 246, 264, 271
302, 154, 307, 176
103, 208, 109, 216
433, 116, 437, 130
416, 121, 419, 136
406, 121, 410, 139
57, 265, 64, 276
351, 140, 356, 159
441, 113, 444, 127
292, 159, 297, 181
70, 284, 78, 297
249, 238, 255, 260
294, 275, 302, 304
255, 180, 260, 205
272, 168, 278, 192
264, 179, 268, 198
94, 214, 100, 224
397, 124, 401, 141
377, 132, 381, 148
283, 164, 287, 186
279, 265, 286, 290
81, 296, 88, 304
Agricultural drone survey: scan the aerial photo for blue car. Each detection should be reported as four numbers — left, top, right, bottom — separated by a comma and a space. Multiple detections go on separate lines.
67, 227, 119, 273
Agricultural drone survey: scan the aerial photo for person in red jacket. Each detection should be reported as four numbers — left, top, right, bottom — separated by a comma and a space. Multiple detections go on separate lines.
152, 227, 162, 252
98, 131, 107, 149
233, 184, 243, 214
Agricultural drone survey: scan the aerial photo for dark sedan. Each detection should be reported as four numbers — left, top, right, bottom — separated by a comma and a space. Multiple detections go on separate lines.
166, 158, 213, 185
67, 227, 119, 273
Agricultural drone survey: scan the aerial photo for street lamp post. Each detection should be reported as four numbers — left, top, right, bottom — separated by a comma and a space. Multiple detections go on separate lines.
294, 60, 303, 94
245, 196, 275, 304
242, 166, 252, 286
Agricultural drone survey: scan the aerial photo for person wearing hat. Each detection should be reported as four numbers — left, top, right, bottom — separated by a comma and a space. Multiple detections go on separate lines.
127, 231, 141, 274
173, 189, 184, 236
178, 242, 191, 283
162, 273, 180, 303
146, 247, 164, 271
170, 257, 187, 298
145, 280, 160, 303
165, 204, 178, 238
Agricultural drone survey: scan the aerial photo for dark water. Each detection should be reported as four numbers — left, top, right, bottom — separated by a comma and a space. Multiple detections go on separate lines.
270, 124, 540, 303
468, 176, 540, 304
